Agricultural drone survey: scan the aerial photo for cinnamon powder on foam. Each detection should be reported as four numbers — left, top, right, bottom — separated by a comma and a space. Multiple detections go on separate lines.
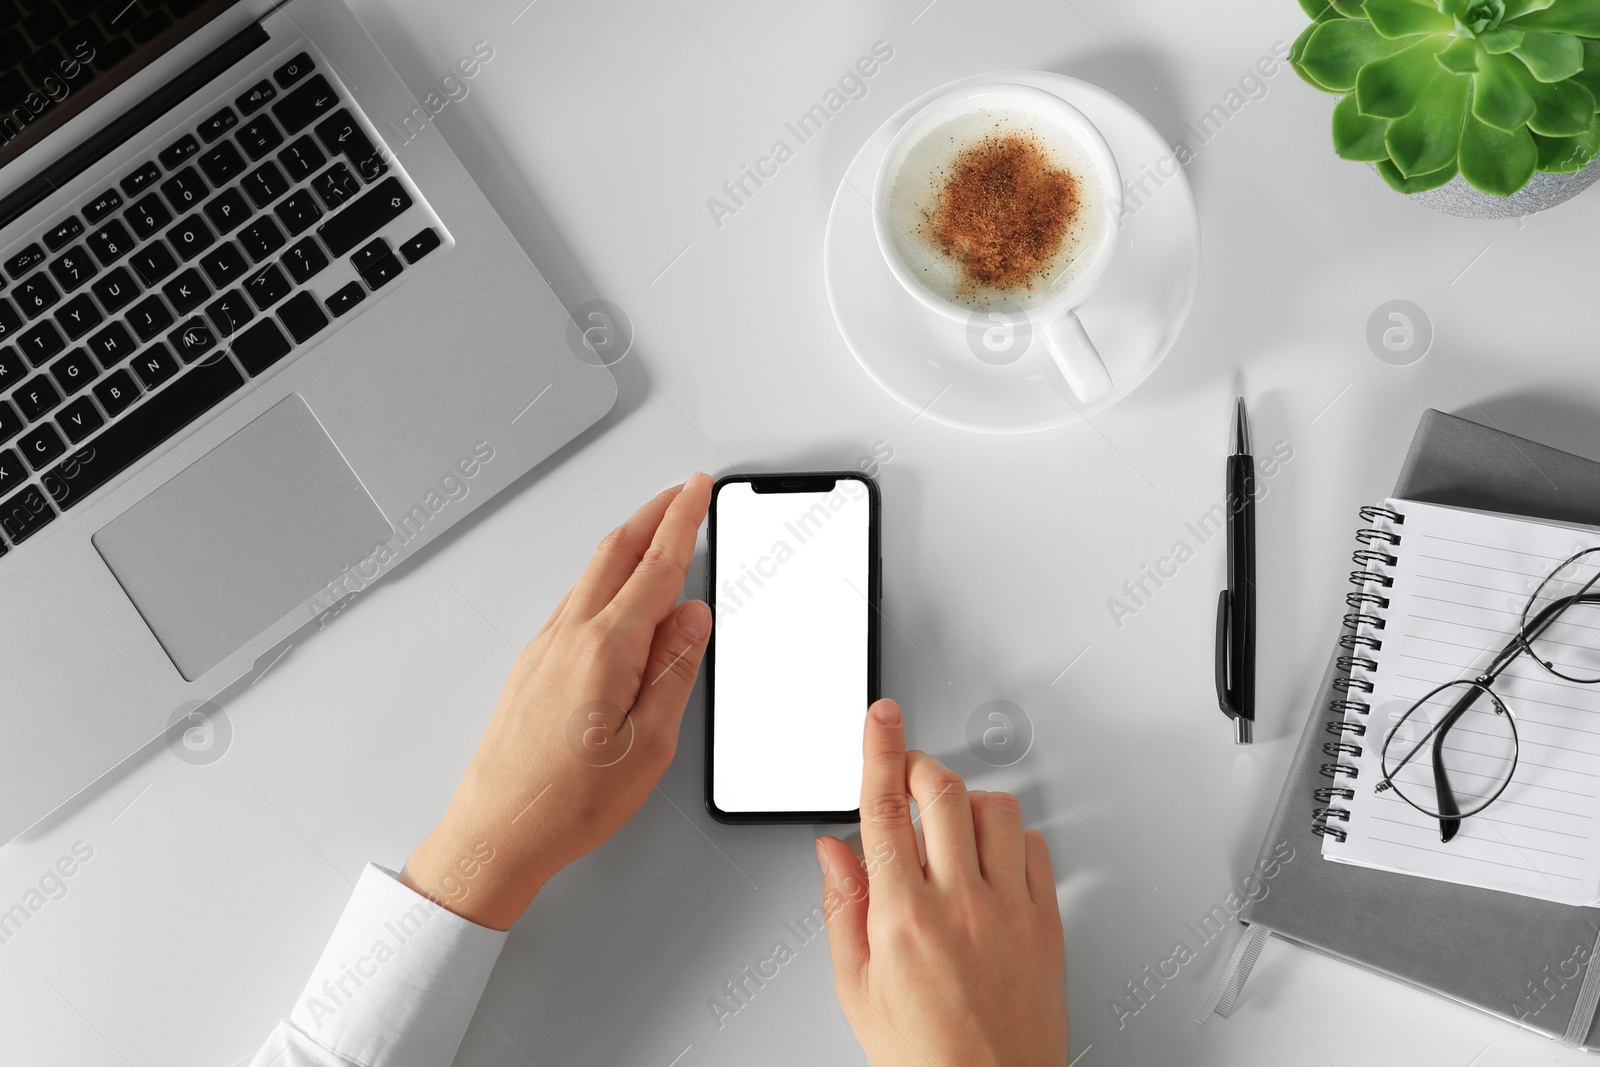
921, 131, 1080, 294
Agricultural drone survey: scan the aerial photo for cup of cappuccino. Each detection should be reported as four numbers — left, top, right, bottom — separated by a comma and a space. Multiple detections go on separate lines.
872, 83, 1122, 403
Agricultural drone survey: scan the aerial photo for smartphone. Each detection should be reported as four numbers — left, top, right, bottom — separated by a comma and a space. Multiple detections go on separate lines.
705, 471, 881, 823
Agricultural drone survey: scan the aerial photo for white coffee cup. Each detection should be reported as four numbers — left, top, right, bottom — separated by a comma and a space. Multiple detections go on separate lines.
872, 83, 1122, 403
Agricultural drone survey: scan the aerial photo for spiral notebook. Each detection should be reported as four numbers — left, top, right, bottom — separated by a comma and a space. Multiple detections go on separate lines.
1209, 410, 1600, 1052
1318, 498, 1600, 907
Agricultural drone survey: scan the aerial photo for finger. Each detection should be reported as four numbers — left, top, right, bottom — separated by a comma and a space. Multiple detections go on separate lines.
858, 699, 921, 892
1024, 828, 1060, 908
568, 482, 685, 618
606, 472, 713, 630
537, 587, 574, 635
628, 600, 712, 733
817, 837, 870, 986
969, 791, 1027, 891
907, 751, 979, 884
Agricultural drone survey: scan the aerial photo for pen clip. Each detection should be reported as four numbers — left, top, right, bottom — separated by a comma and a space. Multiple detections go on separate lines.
1215, 588, 1239, 720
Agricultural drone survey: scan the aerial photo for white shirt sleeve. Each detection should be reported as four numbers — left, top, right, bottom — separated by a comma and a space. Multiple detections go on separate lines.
245, 863, 509, 1067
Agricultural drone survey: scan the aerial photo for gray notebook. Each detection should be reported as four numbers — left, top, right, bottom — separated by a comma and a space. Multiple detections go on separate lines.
1213, 409, 1600, 1049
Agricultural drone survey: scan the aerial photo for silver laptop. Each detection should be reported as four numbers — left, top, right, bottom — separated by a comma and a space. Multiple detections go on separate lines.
0, 0, 617, 842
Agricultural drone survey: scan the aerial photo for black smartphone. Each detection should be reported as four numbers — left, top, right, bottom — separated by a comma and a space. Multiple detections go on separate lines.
705, 471, 881, 824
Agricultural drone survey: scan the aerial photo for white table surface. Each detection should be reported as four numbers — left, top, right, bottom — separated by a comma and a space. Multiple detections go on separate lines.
6, 0, 1599, 1064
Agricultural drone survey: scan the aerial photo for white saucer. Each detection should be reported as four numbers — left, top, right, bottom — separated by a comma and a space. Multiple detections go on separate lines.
823, 71, 1201, 434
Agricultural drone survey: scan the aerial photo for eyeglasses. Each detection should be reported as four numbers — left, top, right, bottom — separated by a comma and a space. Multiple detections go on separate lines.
1376, 546, 1600, 843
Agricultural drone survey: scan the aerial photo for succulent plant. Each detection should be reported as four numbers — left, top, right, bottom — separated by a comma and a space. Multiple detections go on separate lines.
1290, 0, 1600, 196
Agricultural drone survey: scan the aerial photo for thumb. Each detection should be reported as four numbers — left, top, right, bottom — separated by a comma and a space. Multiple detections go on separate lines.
817, 836, 870, 988
630, 599, 712, 730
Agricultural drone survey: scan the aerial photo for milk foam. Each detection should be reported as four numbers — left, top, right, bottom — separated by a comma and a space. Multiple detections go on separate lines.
886, 107, 1109, 312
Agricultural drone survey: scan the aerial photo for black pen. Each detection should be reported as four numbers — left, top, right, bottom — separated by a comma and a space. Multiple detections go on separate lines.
1214, 397, 1256, 744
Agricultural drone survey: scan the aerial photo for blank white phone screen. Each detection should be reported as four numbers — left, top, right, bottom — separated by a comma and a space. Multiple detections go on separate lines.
712, 480, 871, 814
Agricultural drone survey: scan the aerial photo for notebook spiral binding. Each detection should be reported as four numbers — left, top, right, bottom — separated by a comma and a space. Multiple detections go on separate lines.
1313, 504, 1405, 843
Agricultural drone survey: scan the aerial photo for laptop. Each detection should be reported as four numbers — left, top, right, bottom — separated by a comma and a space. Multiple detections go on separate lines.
0, 0, 618, 843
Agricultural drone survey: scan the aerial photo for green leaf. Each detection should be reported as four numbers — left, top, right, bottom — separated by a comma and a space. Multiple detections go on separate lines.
1524, 75, 1597, 132
1365, 0, 1457, 36
1357, 36, 1452, 116
1472, 51, 1538, 127
1508, 0, 1600, 35
1459, 108, 1539, 192
1333, 92, 1395, 158
1301, 18, 1416, 91
1438, 36, 1483, 71
1386, 71, 1471, 174
1533, 116, 1600, 168
1504, 0, 1557, 17
1291, 23, 1338, 90
1480, 25, 1527, 50
1513, 29, 1585, 78
1332, 0, 1369, 13
1376, 156, 1460, 190
1298, 0, 1349, 17
1571, 38, 1600, 95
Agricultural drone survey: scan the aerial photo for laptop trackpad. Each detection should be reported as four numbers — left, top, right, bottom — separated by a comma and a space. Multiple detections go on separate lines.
93, 395, 393, 681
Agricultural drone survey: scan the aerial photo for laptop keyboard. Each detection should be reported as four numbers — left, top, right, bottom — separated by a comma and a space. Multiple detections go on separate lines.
0, 48, 447, 557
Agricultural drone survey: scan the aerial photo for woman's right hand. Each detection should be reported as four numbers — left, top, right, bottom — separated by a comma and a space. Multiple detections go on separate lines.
816, 699, 1068, 1067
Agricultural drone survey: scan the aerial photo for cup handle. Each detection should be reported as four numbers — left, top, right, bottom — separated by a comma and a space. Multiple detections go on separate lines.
1040, 309, 1114, 404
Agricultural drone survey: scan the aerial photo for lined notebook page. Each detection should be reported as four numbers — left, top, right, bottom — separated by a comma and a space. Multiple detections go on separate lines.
1327, 499, 1600, 907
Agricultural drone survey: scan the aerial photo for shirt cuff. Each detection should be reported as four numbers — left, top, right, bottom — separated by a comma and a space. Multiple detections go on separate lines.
287, 863, 508, 1067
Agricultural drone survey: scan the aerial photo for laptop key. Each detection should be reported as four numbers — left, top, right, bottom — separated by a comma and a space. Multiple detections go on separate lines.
204, 187, 252, 233
274, 189, 322, 236
197, 106, 238, 143
56, 396, 103, 443
0, 400, 20, 444
200, 242, 249, 287
86, 319, 135, 368
277, 291, 328, 343
43, 354, 245, 510
314, 109, 382, 180
319, 177, 412, 257
0, 448, 22, 495
273, 75, 338, 135
324, 281, 364, 318
43, 216, 84, 252
18, 321, 65, 365
130, 10, 171, 43
126, 193, 173, 240
93, 369, 140, 417
158, 134, 200, 170
278, 135, 326, 183
242, 160, 290, 208
83, 188, 122, 224
50, 348, 98, 395
350, 238, 390, 275
90, 267, 139, 314
131, 342, 178, 390
231, 317, 291, 376
197, 140, 245, 185
129, 242, 177, 286
161, 166, 207, 214
0, 346, 23, 389
274, 52, 314, 89
15, 273, 60, 317
237, 216, 285, 261
238, 115, 284, 160
48, 247, 98, 293
53, 293, 102, 339
311, 162, 359, 210
237, 79, 276, 115
205, 289, 253, 336
87, 218, 134, 264
161, 268, 209, 315
243, 263, 289, 309
400, 227, 440, 263
0, 298, 19, 342
166, 215, 215, 261
0, 485, 54, 543
168, 316, 217, 362
281, 237, 328, 284
6, 244, 45, 279
19, 423, 65, 469
120, 162, 161, 197
128, 295, 175, 341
